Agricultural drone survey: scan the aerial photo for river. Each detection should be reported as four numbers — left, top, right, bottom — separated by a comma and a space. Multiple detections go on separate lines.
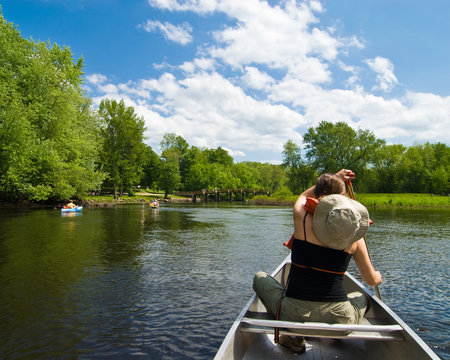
0, 204, 448, 359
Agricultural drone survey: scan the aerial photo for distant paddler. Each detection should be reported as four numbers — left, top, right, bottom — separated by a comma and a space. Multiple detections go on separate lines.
63, 201, 76, 209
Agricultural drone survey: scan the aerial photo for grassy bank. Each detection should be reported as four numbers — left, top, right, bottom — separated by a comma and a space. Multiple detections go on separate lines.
252, 193, 449, 208
82, 191, 191, 206
355, 193, 449, 208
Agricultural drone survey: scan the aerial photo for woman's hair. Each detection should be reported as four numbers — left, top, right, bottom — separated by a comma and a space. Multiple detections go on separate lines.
314, 173, 345, 198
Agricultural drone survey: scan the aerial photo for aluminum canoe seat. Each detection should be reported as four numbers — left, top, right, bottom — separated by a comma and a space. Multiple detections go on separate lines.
240, 315, 405, 341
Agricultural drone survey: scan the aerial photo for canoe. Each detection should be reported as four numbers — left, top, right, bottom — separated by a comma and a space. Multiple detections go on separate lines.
214, 255, 439, 360
61, 206, 83, 213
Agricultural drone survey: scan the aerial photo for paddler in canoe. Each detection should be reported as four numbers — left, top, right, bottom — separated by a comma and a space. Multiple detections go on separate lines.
63, 201, 76, 209
253, 169, 382, 353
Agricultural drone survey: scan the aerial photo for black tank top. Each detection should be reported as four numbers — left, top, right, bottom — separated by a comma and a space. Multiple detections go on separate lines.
286, 213, 351, 302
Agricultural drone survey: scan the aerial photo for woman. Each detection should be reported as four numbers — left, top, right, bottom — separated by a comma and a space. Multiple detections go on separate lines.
253, 169, 382, 352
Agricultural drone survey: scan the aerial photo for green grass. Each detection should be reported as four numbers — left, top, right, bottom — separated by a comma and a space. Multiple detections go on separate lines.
355, 193, 449, 208
252, 193, 449, 208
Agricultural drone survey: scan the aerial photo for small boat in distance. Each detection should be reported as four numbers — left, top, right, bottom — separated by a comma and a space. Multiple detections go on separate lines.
149, 200, 160, 208
61, 206, 83, 213
214, 255, 439, 360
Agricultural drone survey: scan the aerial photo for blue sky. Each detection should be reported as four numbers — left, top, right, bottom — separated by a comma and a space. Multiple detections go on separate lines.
2, 0, 449, 163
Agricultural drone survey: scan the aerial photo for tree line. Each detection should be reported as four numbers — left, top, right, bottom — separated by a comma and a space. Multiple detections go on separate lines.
283, 122, 448, 195
0, 12, 448, 203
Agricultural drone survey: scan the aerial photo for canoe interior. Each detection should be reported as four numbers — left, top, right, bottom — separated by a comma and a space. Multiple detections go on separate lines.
214, 256, 439, 360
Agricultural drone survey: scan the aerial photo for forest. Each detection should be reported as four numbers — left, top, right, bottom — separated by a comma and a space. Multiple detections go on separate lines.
0, 11, 448, 203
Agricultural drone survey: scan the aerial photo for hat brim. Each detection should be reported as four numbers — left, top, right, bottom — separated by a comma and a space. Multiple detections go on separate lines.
313, 195, 369, 250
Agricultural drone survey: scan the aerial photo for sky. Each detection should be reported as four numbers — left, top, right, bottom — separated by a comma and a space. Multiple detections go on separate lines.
2, 0, 450, 163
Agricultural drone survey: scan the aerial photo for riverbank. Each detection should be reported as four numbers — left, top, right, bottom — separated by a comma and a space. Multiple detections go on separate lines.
0, 192, 191, 209
84, 192, 448, 208
82, 193, 192, 207
1, 193, 448, 209
252, 193, 449, 208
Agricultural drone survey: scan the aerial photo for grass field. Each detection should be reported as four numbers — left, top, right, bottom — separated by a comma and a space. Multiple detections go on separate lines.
253, 193, 449, 208
355, 193, 449, 208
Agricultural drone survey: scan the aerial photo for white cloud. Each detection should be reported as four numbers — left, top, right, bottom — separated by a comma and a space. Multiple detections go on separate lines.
87, 0, 449, 161
140, 20, 193, 45
366, 56, 398, 92
180, 58, 216, 73
269, 76, 450, 144
241, 66, 274, 90
147, 0, 218, 13
86, 73, 107, 85
88, 71, 304, 156
209, 0, 341, 82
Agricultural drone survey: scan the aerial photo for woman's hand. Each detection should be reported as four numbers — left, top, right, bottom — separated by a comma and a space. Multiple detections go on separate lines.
336, 169, 355, 181
372, 271, 383, 286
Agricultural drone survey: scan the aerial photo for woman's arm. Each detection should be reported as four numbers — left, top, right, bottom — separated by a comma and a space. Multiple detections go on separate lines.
352, 238, 383, 286
294, 169, 353, 212
293, 185, 315, 214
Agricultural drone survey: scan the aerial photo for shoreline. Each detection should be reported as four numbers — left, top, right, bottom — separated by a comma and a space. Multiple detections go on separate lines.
1, 193, 448, 209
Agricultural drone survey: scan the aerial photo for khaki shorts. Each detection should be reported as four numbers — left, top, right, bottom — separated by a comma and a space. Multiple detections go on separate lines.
253, 271, 369, 335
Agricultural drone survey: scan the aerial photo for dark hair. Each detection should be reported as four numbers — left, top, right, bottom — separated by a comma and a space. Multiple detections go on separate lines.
314, 173, 345, 198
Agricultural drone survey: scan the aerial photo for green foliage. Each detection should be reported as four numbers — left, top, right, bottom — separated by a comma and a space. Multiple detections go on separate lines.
140, 145, 161, 189
285, 122, 448, 196
282, 140, 317, 194
0, 12, 104, 201
98, 99, 146, 198
158, 158, 181, 198
303, 121, 385, 178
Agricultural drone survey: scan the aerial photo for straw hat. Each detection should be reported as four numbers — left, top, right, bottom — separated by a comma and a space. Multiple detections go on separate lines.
313, 194, 370, 250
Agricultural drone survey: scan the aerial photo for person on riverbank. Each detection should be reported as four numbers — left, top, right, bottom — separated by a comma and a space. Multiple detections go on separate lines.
253, 169, 382, 353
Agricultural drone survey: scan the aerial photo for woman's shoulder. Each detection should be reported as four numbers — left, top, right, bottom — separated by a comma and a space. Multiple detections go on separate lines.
293, 195, 308, 216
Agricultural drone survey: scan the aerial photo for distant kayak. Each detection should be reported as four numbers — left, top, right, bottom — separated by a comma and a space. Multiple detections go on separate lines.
149, 200, 160, 208
61, 206, 83, 213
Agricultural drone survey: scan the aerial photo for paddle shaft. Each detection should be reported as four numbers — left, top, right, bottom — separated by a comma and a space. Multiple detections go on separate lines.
346, 179, 382, 300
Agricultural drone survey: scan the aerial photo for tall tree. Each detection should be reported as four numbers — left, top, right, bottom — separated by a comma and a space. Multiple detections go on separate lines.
160, 133, 190, 188
303, 121, 385, 178
370, 144, 406, 193
98, 99, 145, 198
282, 140, 316, 194
158, 147, 181, 198
140, 145, 161, 190
0, 11, 104, 201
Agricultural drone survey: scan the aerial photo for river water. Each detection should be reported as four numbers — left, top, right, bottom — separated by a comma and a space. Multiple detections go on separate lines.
0, 204, 448, 359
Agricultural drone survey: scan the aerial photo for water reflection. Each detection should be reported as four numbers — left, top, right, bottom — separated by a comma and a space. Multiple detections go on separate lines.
0, 206, 448, 359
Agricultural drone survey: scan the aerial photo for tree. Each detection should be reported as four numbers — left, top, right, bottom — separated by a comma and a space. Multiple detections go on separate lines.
158, 158, 181, 198
183, 147, 209, 191
282, 140, 317, 194
0, 11, 104, 201
207, 147, 233, 167
397, 146, 427, 193
140, 145, 161, 190
303, 121, 385, 182
98, 99, 145, 198
369, 144, 406, 193
160, 133, 190, 189
429, 166, 448, 195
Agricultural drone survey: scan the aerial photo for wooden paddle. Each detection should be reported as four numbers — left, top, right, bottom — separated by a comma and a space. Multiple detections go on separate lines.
346, 177, 382, 300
